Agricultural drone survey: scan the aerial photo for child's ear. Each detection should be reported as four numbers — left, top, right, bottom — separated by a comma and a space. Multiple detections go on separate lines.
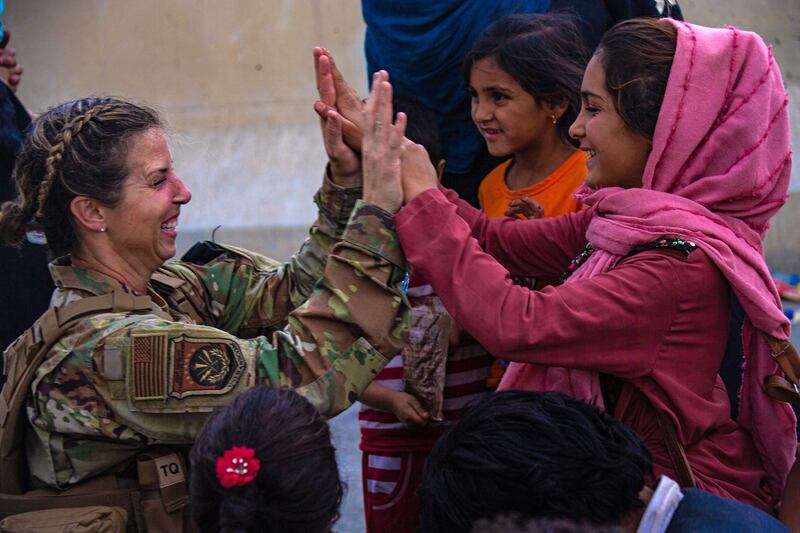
543, 98, 569, 122
436, 159, 446, 182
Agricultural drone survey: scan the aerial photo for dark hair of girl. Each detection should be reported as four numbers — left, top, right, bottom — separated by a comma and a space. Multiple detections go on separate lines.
463, 13, 589, 147
189, 388, 343, 533
595, 18, 678, 139
0, 97, 161, 257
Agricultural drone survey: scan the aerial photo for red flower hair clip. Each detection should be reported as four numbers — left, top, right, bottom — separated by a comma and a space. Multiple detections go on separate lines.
215, 445, 261, 488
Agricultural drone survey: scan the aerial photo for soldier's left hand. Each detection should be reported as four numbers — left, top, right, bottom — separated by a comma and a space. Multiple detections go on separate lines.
313, 47, 363, 153
316, 103, 361, 187
314, 51, 360, 187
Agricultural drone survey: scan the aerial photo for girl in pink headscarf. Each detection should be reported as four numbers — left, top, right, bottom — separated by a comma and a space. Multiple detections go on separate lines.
393, 18, 796, 514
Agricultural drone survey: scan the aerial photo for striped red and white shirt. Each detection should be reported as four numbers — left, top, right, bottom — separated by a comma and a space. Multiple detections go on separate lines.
359, 285, 493, 453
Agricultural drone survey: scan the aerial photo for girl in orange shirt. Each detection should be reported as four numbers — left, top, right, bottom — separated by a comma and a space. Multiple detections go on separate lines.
465, 14, 590, 386
466, 14, 589, 222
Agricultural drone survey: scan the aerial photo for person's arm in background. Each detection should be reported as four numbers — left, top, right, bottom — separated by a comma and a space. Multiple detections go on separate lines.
0, 32, 22, 93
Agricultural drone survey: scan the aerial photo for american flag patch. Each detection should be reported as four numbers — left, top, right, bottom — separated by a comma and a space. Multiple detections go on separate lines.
131, 334, 168, 400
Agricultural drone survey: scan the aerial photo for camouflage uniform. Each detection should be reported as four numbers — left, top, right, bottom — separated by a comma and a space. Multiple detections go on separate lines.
19, 177, 409, 489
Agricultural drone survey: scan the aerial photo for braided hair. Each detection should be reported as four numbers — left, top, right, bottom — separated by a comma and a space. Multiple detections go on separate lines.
189, 388, 343, 533
0, 97, 162, 256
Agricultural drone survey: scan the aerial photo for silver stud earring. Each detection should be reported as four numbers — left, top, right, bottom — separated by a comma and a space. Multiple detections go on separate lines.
100, 226, 107, 232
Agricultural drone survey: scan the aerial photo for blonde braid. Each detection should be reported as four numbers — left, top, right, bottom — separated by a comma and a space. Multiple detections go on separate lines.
35, 104, 114, 219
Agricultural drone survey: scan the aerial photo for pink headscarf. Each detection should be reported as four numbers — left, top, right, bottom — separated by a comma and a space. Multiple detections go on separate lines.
528, 20, 794, 498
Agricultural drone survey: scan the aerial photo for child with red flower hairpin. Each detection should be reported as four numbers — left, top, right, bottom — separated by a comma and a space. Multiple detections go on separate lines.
190, 388, 342, 533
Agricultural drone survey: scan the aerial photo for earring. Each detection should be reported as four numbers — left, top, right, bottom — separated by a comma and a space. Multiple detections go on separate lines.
99, 226, 107, 232
551, 114, 558, 125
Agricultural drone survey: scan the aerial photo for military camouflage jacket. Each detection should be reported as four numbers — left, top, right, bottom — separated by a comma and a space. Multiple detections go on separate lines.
19, 178, 409, 489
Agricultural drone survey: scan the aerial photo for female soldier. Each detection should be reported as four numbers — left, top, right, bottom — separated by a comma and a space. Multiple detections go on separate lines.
0, 88, 407, 528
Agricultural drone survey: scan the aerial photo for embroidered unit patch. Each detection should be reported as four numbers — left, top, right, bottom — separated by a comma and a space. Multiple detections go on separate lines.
129, 332, 246, 409
170, 335, 245, 399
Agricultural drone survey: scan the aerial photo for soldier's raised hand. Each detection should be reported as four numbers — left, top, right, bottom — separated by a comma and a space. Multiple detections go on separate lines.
313, 47, 363, 153
313, 49, 361, 187
361, 71, 406, 214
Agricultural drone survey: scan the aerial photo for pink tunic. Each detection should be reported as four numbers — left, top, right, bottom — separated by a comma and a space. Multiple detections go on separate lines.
394, 187, 772, 512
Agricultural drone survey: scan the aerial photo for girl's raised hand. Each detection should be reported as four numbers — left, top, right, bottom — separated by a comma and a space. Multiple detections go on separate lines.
400, 140, 438, 205
361, 71, 406, 213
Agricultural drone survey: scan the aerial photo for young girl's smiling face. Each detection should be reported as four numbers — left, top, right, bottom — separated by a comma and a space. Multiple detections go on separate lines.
469, 57, 556, 158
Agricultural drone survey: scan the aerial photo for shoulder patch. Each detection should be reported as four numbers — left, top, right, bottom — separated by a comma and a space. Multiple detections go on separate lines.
128, 331, 246, 412
172, 335, 244, 398
131, 334, 169, 401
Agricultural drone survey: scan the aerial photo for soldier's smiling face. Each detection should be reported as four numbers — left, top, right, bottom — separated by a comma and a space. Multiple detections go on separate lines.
102, 127, 192, 271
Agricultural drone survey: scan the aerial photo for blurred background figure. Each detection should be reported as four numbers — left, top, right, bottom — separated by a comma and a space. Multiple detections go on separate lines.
0, 26, 52, 367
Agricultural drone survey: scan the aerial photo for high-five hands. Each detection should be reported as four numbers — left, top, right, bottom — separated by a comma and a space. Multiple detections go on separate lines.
313, 48, 438, 208
313, 47, 364, 153
361, 71, 406, 214
313, 49, 360, 187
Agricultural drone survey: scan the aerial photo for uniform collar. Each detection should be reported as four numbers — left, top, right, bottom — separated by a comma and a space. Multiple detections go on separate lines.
48, 255, 175, 311
49, 255, 127, 296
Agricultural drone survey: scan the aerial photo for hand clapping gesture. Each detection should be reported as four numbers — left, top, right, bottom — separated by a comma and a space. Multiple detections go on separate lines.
360, 71, 406, 214
313, 49, 360, 187
313, 49, 438, 208
313, 47, 364, 153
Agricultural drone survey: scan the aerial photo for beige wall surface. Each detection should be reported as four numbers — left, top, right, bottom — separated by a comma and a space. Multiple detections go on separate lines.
681, 0, 800, 271
5, 0, 369, 251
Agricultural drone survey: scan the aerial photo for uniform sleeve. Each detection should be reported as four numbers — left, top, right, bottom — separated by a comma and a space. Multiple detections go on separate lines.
30, 202, 409, 459
288, 170, 363, 303
162, 173, 363, 334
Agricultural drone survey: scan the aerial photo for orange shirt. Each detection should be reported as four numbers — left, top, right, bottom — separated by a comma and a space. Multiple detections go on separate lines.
478, 150, 587, 219
479, 150, 587, 388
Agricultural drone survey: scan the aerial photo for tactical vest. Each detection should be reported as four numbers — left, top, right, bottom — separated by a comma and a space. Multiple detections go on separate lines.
0, 289, 199, 532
